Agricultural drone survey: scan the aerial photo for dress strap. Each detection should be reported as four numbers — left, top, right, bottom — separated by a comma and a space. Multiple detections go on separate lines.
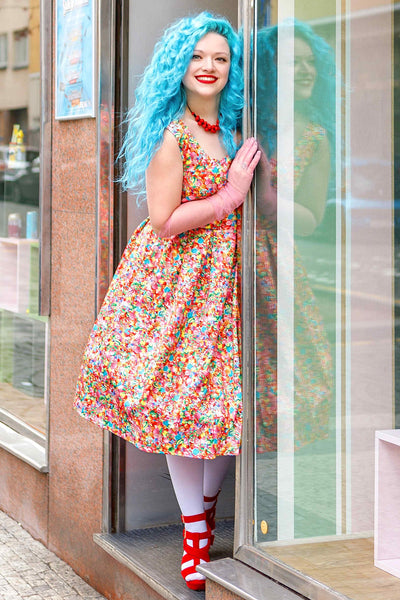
166, 120, 187, 159
166, 120, 186, 142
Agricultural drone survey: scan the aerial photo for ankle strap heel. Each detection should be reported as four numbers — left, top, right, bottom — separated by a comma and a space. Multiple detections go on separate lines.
181, 512, 211, 591
204, 490, 220, 546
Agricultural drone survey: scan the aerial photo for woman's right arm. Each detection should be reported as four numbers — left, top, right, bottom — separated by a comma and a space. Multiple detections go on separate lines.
147, 133, 260, 239
146, 130, 184, 236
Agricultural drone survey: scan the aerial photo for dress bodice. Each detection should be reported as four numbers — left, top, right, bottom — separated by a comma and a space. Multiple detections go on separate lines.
269, 122, 326, 190
167, 120, 231, 203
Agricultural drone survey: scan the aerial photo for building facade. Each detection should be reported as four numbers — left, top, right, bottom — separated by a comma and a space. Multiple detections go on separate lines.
0, 1, 399, 600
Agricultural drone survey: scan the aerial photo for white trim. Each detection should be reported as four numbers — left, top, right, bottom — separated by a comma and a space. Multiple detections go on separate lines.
335, 0, 343, 537
345, 0, 352, 534
276, 4, 295, 542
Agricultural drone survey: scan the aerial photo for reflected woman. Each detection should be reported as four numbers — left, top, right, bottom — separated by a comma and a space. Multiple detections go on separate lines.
255, 20, 335, 452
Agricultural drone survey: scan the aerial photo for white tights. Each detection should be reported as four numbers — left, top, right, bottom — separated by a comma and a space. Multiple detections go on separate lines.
166, 454, 233, 583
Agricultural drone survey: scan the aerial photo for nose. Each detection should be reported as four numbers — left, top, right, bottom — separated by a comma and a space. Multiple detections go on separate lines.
298, 59, 313, 74
202, 56, 214, 71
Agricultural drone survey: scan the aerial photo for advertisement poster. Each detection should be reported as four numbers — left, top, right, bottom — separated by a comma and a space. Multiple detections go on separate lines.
55, 0, 96, 119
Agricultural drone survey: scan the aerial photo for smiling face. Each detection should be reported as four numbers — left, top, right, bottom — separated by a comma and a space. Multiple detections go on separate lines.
294, 37, 316, 101
182, 32, 231, 102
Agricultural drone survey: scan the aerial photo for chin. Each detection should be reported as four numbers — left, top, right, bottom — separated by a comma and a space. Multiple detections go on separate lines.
294, 90, 313, 102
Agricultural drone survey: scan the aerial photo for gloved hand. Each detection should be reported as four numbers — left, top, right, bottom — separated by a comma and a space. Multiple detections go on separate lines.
208, 137, 261, 220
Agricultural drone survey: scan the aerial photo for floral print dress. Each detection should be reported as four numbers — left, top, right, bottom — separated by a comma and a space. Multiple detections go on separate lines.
74, 120, 242, 459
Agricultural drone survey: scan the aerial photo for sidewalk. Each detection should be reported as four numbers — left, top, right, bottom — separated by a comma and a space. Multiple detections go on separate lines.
0, 511, 106, 600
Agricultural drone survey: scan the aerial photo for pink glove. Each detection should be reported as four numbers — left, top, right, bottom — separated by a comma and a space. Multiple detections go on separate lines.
158, 138, 261, 238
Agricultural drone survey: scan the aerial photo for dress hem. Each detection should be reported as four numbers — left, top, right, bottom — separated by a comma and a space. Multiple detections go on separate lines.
74, 405, 242, 459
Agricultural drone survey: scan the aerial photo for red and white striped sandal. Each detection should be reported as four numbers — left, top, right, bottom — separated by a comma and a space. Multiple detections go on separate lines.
204, 490, 220, 546
181, 512, 211, 591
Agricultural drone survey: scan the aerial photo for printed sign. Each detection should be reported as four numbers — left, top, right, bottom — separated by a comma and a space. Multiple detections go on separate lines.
55, 0, 96, 119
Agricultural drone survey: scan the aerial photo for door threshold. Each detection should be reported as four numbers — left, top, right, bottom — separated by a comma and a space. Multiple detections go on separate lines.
94, 519, 234, 600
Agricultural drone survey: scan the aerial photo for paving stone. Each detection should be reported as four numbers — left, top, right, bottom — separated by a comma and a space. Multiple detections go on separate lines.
0, 585, 22, 600
0, 511, 106, 600
0, 592, 21, 600
38, 589, 66, 599
4, 578, 33, 593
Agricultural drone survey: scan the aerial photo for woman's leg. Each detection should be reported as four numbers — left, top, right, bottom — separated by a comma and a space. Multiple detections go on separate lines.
203, 455, 233, 499
203, 455, 234, 542
166, 455, 208, 585
166, 454, 205, 515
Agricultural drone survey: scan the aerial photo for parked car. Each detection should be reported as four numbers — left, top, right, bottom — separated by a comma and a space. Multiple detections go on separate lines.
14, 155, 40, 205
0, 146, 39, 204
0, 146, 40, 237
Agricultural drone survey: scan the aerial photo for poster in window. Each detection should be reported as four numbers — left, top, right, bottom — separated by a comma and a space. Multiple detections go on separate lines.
55, 0, 96, 120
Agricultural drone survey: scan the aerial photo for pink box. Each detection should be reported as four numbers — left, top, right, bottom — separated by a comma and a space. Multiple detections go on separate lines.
0, 237, 36, 313
375, 429, 400, 578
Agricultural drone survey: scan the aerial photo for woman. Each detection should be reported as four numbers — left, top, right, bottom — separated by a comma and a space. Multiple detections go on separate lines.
255, 21, 335, 452
74, 12, 260, 591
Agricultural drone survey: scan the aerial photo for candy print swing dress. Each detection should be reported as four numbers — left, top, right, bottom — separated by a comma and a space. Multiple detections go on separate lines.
74, 119, 242, 459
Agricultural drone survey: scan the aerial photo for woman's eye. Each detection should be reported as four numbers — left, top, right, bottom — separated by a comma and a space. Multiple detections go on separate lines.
216, 57, 227, 62
192, 54, 201, 60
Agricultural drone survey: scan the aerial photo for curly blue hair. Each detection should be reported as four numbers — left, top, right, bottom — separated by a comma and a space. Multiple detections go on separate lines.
257, 19, 336, 157
119, 12, 243, 201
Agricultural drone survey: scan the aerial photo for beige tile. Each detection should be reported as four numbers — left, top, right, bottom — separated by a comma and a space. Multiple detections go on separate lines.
267, 538, 400, 600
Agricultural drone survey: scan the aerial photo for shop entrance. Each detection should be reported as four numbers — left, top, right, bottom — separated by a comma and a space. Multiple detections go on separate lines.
124, 0, 238, 533
95, 2, 240, 597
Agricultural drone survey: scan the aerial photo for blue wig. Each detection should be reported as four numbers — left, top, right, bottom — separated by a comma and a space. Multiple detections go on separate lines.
256, 20, 336, 157
119, 12, 243, 201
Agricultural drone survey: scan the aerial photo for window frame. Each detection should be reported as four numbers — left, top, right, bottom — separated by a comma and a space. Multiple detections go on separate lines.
97, 0, 129, 534
0, 33, 8, 69
13, 28, 29, 69
0, 0, 52, 470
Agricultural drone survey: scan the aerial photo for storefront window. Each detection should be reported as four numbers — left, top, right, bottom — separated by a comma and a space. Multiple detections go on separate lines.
252, 0, 399, 597
0, 3, 47, 436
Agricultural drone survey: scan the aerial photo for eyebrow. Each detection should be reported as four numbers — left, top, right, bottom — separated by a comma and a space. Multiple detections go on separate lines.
193, 48, 230, 56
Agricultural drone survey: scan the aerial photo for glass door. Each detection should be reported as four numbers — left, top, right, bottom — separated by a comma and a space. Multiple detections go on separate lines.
248, 0, 399, 598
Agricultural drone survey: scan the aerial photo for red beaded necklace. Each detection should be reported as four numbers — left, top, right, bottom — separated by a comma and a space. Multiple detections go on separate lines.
188, 106, 220, 133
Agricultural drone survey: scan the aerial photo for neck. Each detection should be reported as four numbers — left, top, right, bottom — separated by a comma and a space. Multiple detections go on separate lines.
185, 96, 220, 122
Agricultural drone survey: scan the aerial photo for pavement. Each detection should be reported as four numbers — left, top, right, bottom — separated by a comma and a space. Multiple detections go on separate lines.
0, 511, 106, 600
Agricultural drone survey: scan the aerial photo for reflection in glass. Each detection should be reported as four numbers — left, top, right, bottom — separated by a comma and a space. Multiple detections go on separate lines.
252, 2, 399, 599
0, 4, 47, 434
255, 19, 336, 543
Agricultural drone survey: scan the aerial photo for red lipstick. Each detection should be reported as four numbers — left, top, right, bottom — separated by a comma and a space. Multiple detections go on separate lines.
195, 76, 218, 84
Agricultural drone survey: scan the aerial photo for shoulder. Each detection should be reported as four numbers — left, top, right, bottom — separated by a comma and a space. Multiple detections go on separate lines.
148, 126, 182, 172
